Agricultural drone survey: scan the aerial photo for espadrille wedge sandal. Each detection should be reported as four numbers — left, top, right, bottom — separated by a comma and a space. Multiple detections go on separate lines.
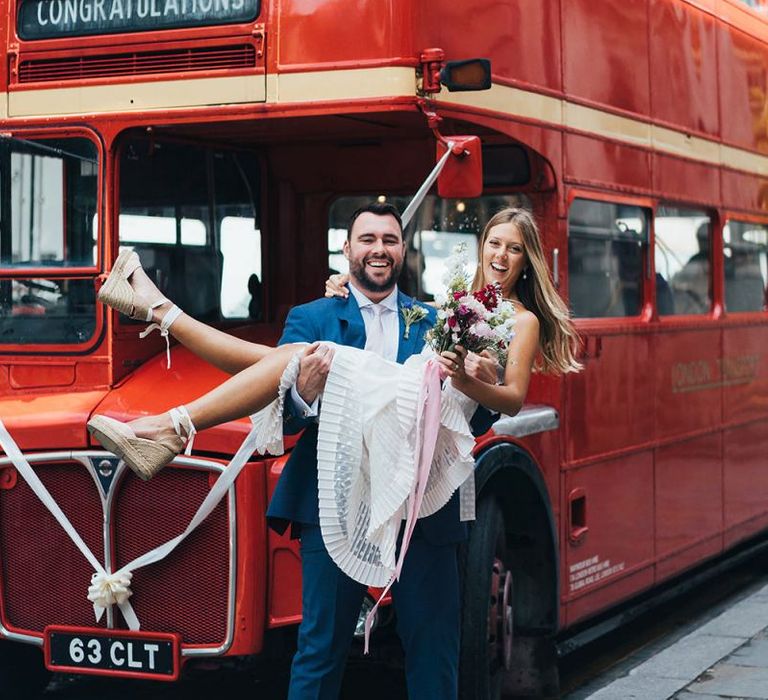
98, 248, 168, 322
98, 248, 184, 368
87, 407, 196, 481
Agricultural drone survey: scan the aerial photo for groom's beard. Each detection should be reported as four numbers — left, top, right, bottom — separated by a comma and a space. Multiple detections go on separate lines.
349, 254, 403, 294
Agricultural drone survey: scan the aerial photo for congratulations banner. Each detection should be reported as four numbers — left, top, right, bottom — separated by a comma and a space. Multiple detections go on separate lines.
18, 0, 260, 40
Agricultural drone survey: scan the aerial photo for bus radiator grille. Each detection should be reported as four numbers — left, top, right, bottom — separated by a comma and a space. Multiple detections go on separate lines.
0, 462, 105, 633
0, 460, 230, 648
17, 44, 257, 84
112, 467, 230, 646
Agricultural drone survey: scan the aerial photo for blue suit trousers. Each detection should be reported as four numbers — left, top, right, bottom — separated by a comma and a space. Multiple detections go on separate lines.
287, 525, 460, 700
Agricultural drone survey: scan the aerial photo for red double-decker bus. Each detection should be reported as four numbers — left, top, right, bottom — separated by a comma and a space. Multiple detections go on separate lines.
1, 0, 767, 698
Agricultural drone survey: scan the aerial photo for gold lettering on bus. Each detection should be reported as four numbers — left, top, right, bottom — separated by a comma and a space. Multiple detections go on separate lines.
671, 354, 760, 393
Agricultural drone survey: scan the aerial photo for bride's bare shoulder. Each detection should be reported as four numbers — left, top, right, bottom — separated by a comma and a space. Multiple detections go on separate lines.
513, 306, 539, 333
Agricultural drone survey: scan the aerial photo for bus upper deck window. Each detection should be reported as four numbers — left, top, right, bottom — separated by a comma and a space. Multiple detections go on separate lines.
723, 221, 768, 313
655, 207, 712, 316
567, 199, 648, 318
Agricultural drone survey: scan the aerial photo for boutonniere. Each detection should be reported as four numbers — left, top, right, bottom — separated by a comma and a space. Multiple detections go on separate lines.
401, 301, 428, 339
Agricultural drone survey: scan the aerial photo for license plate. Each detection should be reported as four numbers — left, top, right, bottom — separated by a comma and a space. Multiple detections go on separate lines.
45, 626, 180, 681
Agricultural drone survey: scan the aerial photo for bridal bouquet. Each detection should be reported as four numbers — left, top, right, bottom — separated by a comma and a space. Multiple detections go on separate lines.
425, 243, 516, 363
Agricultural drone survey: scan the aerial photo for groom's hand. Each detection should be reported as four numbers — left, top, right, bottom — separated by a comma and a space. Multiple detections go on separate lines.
296, 342, 335, 404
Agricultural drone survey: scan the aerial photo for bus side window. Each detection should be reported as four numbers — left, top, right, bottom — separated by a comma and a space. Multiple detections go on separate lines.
723, 221, 768, 313
2, 138, 97, 269
655, 207, 713, 316
0, 137, 98, 345
118, 140, 261, 321
567, 199, 648, 318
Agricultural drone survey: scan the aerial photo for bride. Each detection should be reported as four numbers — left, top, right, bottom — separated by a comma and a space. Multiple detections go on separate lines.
88, 206, 579, 480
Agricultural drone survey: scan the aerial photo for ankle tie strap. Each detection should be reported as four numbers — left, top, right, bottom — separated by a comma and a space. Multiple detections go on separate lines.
169, 405, 196, 456
139, 304, 183, 369
142, 298, 167, 323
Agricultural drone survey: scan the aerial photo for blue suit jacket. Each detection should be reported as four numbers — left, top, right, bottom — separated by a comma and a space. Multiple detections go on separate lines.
266, 291, 494, 544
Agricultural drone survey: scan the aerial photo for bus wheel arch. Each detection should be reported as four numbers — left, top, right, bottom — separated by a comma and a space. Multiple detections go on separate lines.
459, 442, 560, 699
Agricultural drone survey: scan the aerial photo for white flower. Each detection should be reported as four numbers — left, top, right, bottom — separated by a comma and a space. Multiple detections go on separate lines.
401, 304, 429, 340
441, 243, 471, 288
470, 321, 494, 339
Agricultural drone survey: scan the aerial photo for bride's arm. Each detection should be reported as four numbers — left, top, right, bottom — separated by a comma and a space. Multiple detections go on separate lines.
325, 273, 350, 298
441, 311, 540, 416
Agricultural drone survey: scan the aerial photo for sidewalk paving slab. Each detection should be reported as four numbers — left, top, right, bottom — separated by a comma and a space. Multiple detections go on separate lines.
578, 674, 689, 700
729, 631, 768, 667
690, 594, 768, 639
582, 583, 768, 700
623, 632, 748, 681
680, 663, 768, 698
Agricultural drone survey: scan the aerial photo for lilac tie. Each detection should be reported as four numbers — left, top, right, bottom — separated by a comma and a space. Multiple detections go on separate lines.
365, 304, 387, 358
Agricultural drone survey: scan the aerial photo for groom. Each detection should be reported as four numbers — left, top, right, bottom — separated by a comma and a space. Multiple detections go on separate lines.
267, 201, 493, 700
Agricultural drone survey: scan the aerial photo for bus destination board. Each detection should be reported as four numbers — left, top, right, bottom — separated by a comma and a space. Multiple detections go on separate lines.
18, 0, 260, 40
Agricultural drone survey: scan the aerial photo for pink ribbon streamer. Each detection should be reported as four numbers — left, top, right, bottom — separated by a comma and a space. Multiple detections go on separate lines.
364, 357, 443, 653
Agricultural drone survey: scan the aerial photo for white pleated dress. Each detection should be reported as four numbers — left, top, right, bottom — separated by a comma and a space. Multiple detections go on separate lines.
251, 344, 478, 587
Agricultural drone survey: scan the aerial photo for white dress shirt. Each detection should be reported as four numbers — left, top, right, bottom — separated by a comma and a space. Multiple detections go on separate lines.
349, 283, 399, 363
291, 283, 401, 417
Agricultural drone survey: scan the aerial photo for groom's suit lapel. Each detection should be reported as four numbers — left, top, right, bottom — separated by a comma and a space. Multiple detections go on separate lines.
336, 294, 367, 349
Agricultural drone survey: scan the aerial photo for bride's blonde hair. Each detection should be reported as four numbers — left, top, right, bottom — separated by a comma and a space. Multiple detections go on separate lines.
472, 208, 582, 374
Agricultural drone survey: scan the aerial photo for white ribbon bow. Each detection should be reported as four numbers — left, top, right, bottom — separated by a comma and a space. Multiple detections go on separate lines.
87, 570, 139, 630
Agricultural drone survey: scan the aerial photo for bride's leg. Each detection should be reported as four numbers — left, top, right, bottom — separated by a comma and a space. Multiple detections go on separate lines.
89, 344, 303, 480
127, 344, 300, 440
130, 264, 270, 374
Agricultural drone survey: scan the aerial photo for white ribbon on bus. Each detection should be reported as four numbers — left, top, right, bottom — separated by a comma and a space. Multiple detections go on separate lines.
0, 416, 274, 631
0, 145, 458, 631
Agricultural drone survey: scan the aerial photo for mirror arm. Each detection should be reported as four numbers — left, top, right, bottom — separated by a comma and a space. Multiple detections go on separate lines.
416, 98, 469, 158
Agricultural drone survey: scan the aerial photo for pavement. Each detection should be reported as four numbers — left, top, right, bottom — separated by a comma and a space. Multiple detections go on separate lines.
577, 581, 768, 699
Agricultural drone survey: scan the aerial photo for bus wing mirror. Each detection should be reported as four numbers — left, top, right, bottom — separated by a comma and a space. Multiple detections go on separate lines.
437, 136, 483, 199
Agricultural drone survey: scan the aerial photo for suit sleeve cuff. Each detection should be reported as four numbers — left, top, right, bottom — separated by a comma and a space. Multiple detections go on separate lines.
290, 383, 320, 418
